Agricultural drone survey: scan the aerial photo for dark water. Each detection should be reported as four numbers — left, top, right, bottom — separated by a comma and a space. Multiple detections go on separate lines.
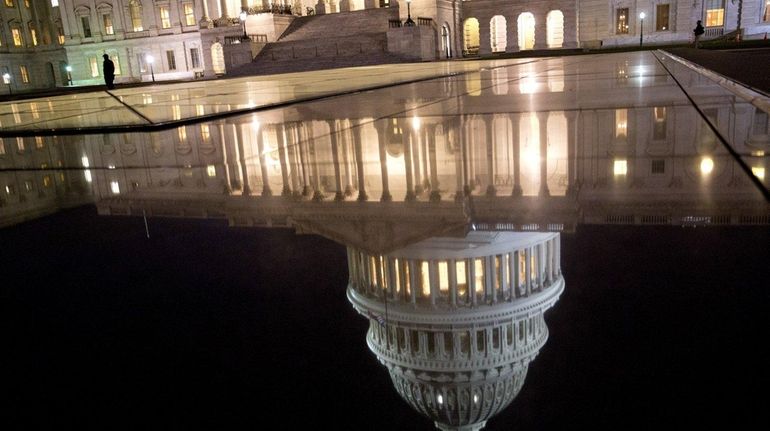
3, 206, 769, 429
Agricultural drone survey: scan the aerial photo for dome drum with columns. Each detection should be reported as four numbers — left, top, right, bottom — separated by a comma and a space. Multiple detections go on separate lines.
347, 231, 564, 430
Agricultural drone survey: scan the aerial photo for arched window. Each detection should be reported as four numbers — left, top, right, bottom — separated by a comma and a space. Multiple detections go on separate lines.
463, 18, 479, 55
546, 10, 564, 48
129, 0, 143, 32
517, 13, 535, 50
490, 15, 506, 53
441, 24, 452, 58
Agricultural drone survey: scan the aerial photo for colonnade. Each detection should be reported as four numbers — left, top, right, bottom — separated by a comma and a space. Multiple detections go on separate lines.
346, 234, 561, 308
217, 112, 577, 204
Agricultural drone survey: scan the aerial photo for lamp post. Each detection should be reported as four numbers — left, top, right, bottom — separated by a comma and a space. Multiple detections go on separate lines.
2, 72, 11, 95
405, 0, 415, 26
65, 65, 72, 86
239, 10, 248, 40
639, 12, 645, 47
146, 54, 155, 83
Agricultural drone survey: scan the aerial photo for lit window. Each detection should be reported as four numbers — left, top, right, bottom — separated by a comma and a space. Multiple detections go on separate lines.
614, 159, 628, 176
200, 124, 210, 141
178, 126, 187, 142
656, 4, 669, 31
616, 8, 629, 34
43, 175, 52, 187
12, 28, 23, 46
110, 181, 120, 194
753, 167, 766, 180
0, 139, 5, 155
19, 65, 29, 83
421, 261, 430, 297
17, 137, 25, 151
103, 14, 114, 35
615, 109, 628, 138
24, 0, 28, 6
184, 3, 196, 26
160, 6, 171, 29
89, 57, 99, 77
51, 0, 58, 6
4, 0, 13, 6
30, 25, 38, 45
130, 1, 143, 32
207, 165, 216, 177
705, 0, 725, 27
35, 136, 44, 148
57, 25, 64, 44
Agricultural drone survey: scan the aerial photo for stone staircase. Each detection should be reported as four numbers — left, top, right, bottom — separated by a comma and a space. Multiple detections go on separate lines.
228, 7, 417, 76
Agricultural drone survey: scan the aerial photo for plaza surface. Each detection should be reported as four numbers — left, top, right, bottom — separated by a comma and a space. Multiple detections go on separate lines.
2, 50, 770, 430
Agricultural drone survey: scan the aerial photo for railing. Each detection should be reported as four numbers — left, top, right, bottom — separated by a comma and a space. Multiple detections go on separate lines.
224, 36, 248, 45
246, 4, 296, 15
417, 17, 432, 27
250, 34, 268, 43
705, 27, 724, 38
389, 19, 402, 28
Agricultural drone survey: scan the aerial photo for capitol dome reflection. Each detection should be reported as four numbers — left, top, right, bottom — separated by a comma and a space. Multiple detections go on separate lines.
347, 232, 563, 430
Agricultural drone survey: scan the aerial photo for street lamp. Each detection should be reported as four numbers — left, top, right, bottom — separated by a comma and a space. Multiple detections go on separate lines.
2, 72, 11, 95
639, 12, 645, 47
146, 54, 155, 83
239, 10, 248, 40
65, 65, 72, 86
405, 0, 415, 26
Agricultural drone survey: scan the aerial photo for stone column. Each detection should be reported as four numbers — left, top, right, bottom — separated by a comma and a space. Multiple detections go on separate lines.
537, 111, 549, 197
315, 1, 326, 15
326, 120, 344, 201
277, 125, 292, 196
297, 123, 312, 196
478, 16, 491, 55
524, 247, 532, 296
374, 120, 392, 202
285, 124, 301, 195
219, 0, 229, 18
565, 110, 578, 196
412, 124, 423, 195
448, 259, 457, 308
342, 121, 354, 196
235, 124, 251, 196
255, 127, 272, 196
339, 0, 350, 12
306, 123, 324, 201
404, 122, 416, 201
484, 116, 496, 196
427, 124, 440, 202
510, 114, 522, 196
505, 14, 519, 53
218, 124, 233, 193
352, 121, 368, 202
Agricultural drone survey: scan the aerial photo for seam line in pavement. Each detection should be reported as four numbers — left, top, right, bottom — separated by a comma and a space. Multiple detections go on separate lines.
105, 90, 156, 125
654, 50, 770, 203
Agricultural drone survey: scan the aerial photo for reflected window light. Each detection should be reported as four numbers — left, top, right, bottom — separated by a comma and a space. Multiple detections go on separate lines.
43, 176, 52, 187
108, 164, 116, 170
437, 394, 443, 405
614, 159, 628, 176
615, 109, 628, 138
35, 136, 44, 149
412, 116, 421, 130
473, 394, 479, 404
178, 126, 187, 141
201, 124, 210, 141
207, 165, 216, 177
700, 157, 714, 175
16, 137, 25, 151
196, 105, 205, 116
142, 94, 152, 105
752, 167, 766, 180
81, 156, 90, 167
251, 118, 260, 130
172, 104, 181, 120
110, 181, 120, 194
85, 171, 92, 182
30, 102, 40, 119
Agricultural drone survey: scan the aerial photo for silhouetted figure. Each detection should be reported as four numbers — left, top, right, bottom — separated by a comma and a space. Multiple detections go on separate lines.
693, 21, 705, 48
103, 54, 115, 89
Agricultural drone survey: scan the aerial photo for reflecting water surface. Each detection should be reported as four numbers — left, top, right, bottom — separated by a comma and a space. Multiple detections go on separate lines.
2, 51, 769, 429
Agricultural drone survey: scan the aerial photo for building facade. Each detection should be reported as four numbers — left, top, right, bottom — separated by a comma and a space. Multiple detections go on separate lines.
3, 0, 770, 89
0, 0, 68, 94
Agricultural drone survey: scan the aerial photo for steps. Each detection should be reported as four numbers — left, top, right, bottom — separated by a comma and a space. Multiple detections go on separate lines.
228, 8, 415, 76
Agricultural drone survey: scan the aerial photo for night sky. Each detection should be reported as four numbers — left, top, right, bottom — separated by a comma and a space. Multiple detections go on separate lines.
3, 206, 769, 430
